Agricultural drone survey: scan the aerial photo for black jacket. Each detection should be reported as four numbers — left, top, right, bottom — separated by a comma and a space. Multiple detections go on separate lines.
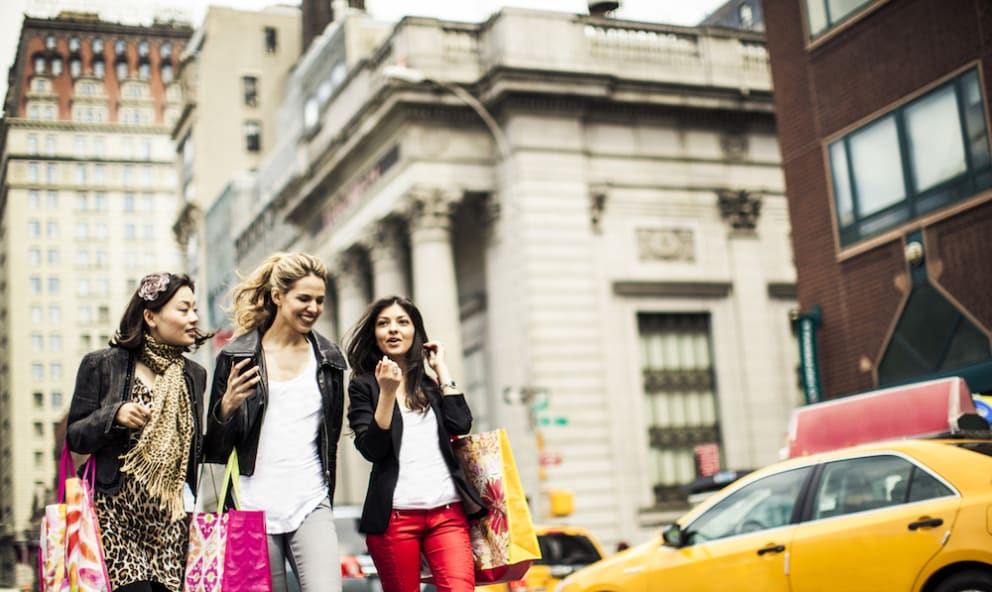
203, 328, 347, 502
65, 346, 207, 495
347, 373, 488, 534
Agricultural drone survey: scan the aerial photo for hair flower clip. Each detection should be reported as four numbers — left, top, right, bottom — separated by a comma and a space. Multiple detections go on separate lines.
137, 273, 171, 302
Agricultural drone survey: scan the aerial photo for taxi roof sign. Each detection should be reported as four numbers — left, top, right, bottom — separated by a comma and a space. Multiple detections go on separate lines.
786, 376, 984, 458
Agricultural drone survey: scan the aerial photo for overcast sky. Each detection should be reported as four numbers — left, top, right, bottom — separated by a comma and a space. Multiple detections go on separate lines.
1, 0, 728, 111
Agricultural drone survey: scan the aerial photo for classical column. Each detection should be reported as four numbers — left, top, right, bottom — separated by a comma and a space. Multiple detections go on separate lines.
407, 186, 465, 385
331, 246, 371, 505
368, 217, 409, 299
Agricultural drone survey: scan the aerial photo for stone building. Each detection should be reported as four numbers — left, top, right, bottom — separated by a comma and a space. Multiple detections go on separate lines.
229, 7, 800, 546
0, 11, 190, 587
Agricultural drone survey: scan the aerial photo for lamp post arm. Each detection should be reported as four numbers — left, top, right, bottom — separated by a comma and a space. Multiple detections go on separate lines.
431, 79, 512, 161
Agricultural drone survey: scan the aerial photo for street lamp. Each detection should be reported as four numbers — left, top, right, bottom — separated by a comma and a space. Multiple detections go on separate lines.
380, 64, 512, 161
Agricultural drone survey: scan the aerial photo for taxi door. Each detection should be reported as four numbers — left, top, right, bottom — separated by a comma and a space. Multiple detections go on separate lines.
789, 455, 960, 592
647, 467, 812, 592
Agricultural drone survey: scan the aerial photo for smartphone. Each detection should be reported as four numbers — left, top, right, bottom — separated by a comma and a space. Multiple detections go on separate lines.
231, 353, 256, 372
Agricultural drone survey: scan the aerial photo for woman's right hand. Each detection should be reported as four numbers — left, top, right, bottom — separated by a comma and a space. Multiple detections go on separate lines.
219, 357, 260, 420
375, 356, 403, 397
115, 401, 152, 429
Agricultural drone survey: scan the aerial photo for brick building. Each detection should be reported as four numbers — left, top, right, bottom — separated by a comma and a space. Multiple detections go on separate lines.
763, 0, 992, 399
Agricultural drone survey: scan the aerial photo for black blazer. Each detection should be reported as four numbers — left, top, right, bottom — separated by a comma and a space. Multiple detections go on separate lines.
203, 328, 348, 502
347, 373, 488, 534
65, 346, 207, 495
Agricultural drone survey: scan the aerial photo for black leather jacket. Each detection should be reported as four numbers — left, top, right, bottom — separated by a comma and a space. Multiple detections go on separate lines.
203, 328, 347, 502
65, 347, 207, 495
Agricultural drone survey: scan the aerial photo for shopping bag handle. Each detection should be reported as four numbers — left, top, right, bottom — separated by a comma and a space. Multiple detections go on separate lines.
216, 449, 244, 513
56, 445, 75, 502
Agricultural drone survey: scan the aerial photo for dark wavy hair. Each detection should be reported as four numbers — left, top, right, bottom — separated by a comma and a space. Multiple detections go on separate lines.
345, 296, 435, 413
111, 273, 213, 351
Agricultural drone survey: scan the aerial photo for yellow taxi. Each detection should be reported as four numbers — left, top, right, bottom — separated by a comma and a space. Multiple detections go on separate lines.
480, 525, 606, 592
557, 439, 992, 592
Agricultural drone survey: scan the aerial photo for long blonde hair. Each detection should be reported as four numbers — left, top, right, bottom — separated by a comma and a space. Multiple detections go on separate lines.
230, 252, 328, 335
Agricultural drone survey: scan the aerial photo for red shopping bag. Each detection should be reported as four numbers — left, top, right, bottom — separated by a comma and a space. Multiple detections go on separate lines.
183, 451, 271, 592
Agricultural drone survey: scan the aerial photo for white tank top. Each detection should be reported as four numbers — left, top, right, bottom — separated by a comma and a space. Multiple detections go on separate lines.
392, 402, 460, 509
239, 350, 327, 534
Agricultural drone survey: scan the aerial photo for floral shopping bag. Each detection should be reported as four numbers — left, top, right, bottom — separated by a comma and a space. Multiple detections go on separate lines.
453, 429, 541, 584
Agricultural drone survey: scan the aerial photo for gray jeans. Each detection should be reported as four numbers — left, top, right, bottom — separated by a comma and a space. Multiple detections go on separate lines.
268, 498, 341, 592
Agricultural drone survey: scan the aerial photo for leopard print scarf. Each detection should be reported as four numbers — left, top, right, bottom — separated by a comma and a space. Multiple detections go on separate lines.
118, 333, 193, 522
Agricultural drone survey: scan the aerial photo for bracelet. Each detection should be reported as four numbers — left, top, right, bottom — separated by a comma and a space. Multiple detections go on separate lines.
439, 379, 458, 391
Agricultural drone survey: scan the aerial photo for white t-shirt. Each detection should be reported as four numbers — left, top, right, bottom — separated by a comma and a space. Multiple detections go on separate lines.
392, 402, 460, 509
239, 350, 327, 534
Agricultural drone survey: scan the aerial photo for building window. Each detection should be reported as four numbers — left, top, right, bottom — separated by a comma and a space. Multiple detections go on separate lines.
31, 305, 42, 323
244, 121, 261, 152
33, 392, 44, 407
46, 191, 57, 209
124, 193, 135, 212
138, 40, 149, 58
45, 136, 56, 156
45, 34, 56, 50
829, 69, 991, 247
47, 248, 58, 265
243, 75, 258, 107
33, 55, 46, 74
28, 190, 40, 209
28, 162, 39, 182
47, 220, 58, 238
739, 4, 754, 29
69, 36, 80, 52
138, 63, 150, 80
30, 276, 41, 294
74, 135, 86, 157
31, 334, 43, 353
50, 334, 61, 353
116, 61, 127, 80
46, 163, 57, 183
29, 248, 41, 266
51, 58, 63, 76
93, 59, 105, 79
51, 363, 62, 380
28, 220, 40, 238
92, 38, 103, 54
162, 63, 173, 83
49, 305, 60, 323
638, 313, 721, 506
115, 38, 126, 56
160, 42, 172, 60
805, 0, 876, 39
78, 305, 91, 324
69, 59, 81, 78
264, 27, 277, 53
51, 392, 63, 408
27, 134, 38, 155
48, 277, 60, 294
94, 136, 105, 157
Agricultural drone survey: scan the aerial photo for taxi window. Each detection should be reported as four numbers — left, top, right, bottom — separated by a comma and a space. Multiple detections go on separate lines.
813, 455, 952, 520
686, 467, 811, 544
535, 533, 602, 566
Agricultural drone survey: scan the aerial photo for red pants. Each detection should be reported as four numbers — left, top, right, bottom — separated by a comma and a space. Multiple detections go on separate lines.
366, 503, 474, 592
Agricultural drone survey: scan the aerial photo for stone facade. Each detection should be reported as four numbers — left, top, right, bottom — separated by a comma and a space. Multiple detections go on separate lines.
238, 8, 799, 547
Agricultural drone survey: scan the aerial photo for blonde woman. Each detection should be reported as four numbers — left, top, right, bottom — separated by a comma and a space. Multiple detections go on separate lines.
203, 252, 347, 592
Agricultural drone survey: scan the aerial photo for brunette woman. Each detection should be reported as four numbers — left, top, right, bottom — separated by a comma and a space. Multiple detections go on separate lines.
345, 296, 487, 592
66, 272, 211, 592
203, 252, 347, 592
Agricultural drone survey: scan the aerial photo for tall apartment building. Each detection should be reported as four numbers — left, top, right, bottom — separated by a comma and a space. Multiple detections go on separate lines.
763, 0, 992, 399
0, 12, 191, 587
171, 5, 301, 335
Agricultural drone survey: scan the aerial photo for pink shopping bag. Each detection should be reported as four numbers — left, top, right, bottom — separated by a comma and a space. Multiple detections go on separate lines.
183, 451, 270, 592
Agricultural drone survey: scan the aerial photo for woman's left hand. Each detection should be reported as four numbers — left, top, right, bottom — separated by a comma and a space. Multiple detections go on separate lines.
423, 340, 447, 376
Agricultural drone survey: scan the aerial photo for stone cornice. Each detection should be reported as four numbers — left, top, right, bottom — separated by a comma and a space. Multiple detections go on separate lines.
613, 281, 732, 298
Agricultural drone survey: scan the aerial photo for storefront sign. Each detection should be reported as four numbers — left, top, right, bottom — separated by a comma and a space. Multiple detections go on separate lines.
794, 305, 824, 404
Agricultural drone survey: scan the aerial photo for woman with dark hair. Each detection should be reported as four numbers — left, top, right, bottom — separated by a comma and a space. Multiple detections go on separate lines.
66, 272, 211, 592
345, 296, 487, 592
203, 252, 347, 592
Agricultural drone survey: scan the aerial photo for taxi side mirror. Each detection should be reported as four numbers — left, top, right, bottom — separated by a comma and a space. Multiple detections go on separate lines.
662, 523, 685, 548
